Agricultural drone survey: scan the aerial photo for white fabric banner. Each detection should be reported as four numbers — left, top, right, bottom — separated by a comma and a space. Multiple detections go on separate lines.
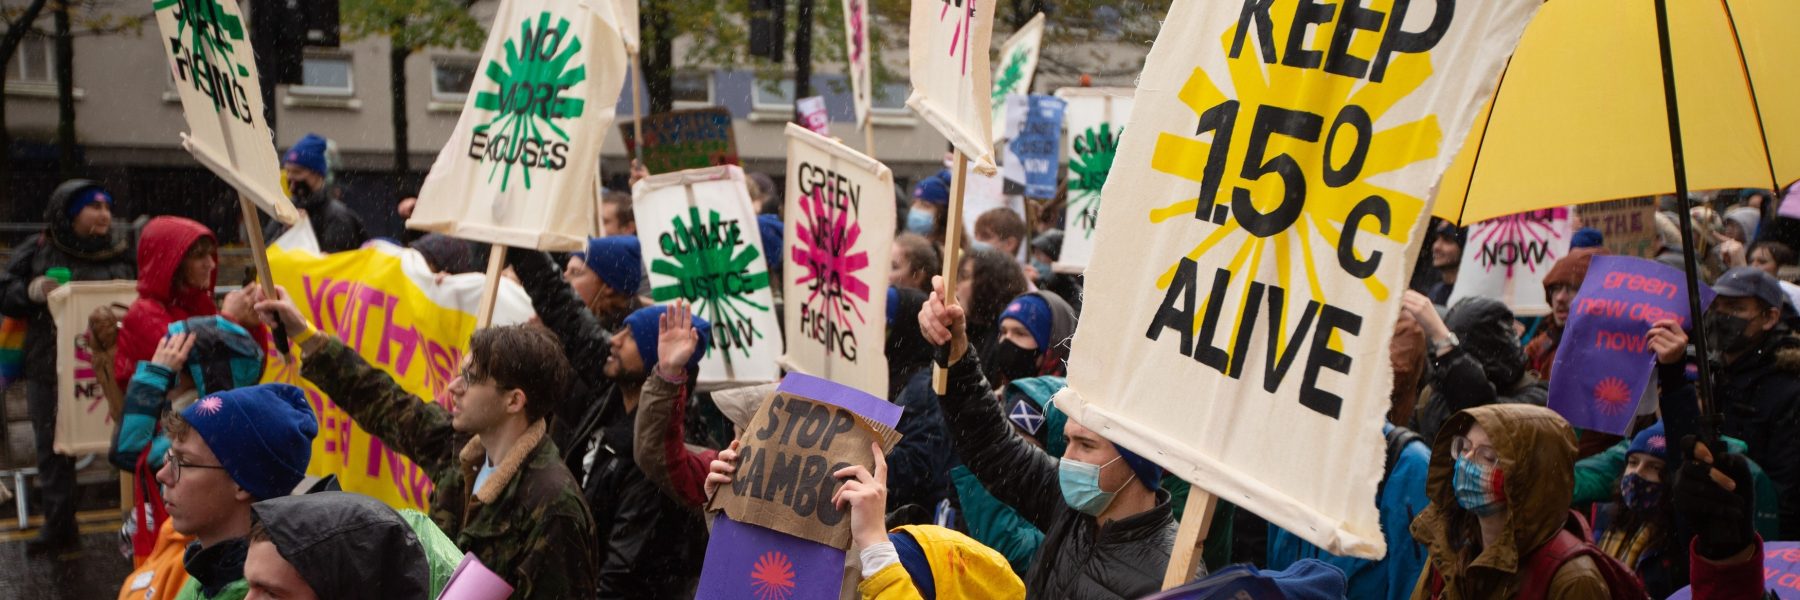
906, 0, 996, 174
1053, 87, 1134, 274
152, 0, 297, 225
1052, 0, 1539, 559
50, 282, 137, 456
781, 125, 895, 397
409, 0, 628, 251
595, 0, 640, 55
843, 0, 873, 127
1446, 209, 1573, 317
635, 166, 784, 384
989, 13, 1045, 141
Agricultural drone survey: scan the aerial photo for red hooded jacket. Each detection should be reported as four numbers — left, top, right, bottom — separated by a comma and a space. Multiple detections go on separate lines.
114, 217, 216, 391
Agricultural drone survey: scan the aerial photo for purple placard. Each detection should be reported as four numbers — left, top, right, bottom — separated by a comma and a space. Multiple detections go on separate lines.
776, 372, 901, 428
696, 514, 846, 600
1667, 541, 1800, 598
1547, 256, 1714, 435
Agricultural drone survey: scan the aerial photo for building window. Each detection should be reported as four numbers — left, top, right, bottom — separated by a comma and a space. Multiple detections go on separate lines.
752, 79, 795, 111
671, 72, 713, 106
432, 58, 478, 101
291, 54, 353, 97
872, 81, 909, 114
7, 36, 53, 84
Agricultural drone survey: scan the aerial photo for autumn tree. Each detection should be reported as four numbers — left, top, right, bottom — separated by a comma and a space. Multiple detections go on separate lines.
340, 0, 485, 174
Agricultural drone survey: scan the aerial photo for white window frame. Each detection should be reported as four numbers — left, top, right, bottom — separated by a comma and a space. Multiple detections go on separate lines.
430, 55, 479, 104
670, 71, 715, 109
6, 35, 53, 84
871, 81, 910, 116
290, 53, 355, 98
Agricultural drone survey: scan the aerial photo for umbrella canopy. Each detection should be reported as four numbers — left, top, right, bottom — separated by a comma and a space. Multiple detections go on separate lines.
1433, 0, 1800, 225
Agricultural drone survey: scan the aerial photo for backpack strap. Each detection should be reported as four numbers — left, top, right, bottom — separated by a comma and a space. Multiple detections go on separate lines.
1519, 529, 1587, 599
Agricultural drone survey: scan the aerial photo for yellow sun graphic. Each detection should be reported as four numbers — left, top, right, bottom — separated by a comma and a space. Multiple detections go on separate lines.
1145, 20, 1443, 359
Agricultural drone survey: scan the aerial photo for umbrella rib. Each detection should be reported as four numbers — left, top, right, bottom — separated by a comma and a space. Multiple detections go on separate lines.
1717, 0, 1781, 192
1456, 56, 1516, 226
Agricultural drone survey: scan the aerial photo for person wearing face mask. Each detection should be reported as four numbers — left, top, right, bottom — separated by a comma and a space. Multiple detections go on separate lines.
919, 275, 1186, 598
1586, 422, 1689, 598
907, 170, 953, 245
1410, 405, 1640, 599
263, 133, 368, 253
986, 291, 1076, 390
1404, 293, 1547, 444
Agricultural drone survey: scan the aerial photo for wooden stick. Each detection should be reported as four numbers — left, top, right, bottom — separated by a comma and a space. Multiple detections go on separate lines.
863, 120, 877, 161
630, 52, 646, 165
237, 196, 287, 355
475, 244, 508, 329
932, 151, 970, 394
1162, 488, 1219, 589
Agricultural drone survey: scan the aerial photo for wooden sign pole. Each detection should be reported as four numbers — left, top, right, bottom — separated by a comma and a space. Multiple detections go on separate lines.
1162, 488, 1220, 589
932, 151, 970, 394
237, 195, 289, 355
475, 245, 508, 329
630, 52, 647, 165
863, 120, 877, 161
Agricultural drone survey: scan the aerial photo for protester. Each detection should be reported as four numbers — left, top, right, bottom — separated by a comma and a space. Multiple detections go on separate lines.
884, 287, 934, 399
1669, 437, 1770, 598
1571, 427, 1781, 541
890, 233, 941, 293
1525, 247, 1607, 382
1653, 212, 1687, 273
1407, 293, 1547, 443
1426, 220, 1464, 306
244, 492, 462, 600
758, 213, 784, 292
254, 288, 599, 599
601, 190, 636, 236
154, 383, 318, 600
974, 207, 1029, 260
0, 178, 135, 555
749, 171, 780, 216
562, 236, 649, 332
266, 133, 368, 252
919, 275, 1187, 597
958, 247, 1030, 363
1409, 404, 1640, 598
630, 300, 718, 508
1584, 422, 1690, 597
1569, 227, 1604, 250
1028, 230, 1083, 316
908, 169, 953, 245
874, 287, 957, 516
1723, 205, 1761, 245
1747, 240, 1800, 308
409, 234, 491, 275
985, 291, 1076, 390
116, 217, 221, 393
951, 376, 1064, 574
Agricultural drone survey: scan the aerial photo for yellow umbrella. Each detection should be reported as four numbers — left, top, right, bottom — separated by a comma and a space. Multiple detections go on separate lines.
1434, 0, 1800, 225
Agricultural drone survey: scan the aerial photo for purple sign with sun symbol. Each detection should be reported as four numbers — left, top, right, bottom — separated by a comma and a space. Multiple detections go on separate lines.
1548, 256, 1714, 435
696, 514, 847, 600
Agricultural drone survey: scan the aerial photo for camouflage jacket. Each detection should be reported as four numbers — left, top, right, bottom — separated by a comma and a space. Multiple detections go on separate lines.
301, 337, 600, 599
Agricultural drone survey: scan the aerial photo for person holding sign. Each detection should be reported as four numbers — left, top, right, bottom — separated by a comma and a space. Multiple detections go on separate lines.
0, 179, 135, 556
254, 287, 599, 600
263, 134, 368, 253
116, 217, 226, 394
918, 275, 1185, 598
1406, 293, 1548, 444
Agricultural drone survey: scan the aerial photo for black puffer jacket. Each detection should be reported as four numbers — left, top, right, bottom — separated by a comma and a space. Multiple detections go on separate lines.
505, 249, 706, 597
1712, 331, 1800, 539
0, 179, 135, 380
1412, 298, 1547, 443
264, 187, 367, 253
248, 492, 433, 600
938, 352, 1184, 599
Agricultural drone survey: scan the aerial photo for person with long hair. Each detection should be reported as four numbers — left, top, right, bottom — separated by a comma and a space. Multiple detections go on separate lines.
956, 246, 1029, 363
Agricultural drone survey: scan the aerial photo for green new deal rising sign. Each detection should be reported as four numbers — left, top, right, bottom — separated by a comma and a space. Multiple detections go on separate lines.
467, 12, 590, 191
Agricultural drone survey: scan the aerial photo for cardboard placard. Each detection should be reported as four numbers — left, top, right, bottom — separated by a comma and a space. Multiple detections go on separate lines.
620, 107, 741, 175
1576, 197, 1659, 259
50, 282, 137, 456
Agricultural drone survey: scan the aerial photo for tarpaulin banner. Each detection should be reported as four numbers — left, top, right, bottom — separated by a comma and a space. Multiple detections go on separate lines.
50, 282, 136, 456
153, 0, 297, 224
1576, 197, 1658, 259
989, 13, 1045, 141
697, 374, 902, 600
261, 242, 535, 511
782, 125, 895, 397
1548, 256, 1713, 435
1052, 0, 1539, 559
1002, 94, 1065, 200
1446, 208, 1572, 317
842, 0, 873, 127
636, 165, 784, 384
1053, 87, 1133, 274
620, 107, 742, 175
409, 0, 627, 251
906, 0, 996, 174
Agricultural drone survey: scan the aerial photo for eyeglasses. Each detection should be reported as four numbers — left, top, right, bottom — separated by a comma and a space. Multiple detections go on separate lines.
162, 450, 226, 484
456, 365, 513, 390
1450, 436, 1500, 469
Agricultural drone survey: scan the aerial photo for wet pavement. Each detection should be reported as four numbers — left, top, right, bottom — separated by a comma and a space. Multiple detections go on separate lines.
0, 530, 134, 599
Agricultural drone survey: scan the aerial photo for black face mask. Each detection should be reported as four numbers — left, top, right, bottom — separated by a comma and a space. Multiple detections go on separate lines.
289, 179, 325, 209
985, 341, 1040, 386
1703, 310, 1758, 356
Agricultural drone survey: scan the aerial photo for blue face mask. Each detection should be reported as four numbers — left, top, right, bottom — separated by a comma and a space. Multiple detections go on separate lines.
1620, 473, 1664, 513
1059, 455, 1128, 516
906, 208, 936, 235
1452, 456, 1506, 517
970, 239, 996, 254
1030, 259, 1053, 281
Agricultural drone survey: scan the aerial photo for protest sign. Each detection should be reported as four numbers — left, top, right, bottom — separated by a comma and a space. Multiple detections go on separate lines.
906, 0, 996, 174
989, 13, 1045, 142
1576, 197, 1658, 258
409, 1, 628, 252
620, 107, 741, 175
842, 0, 872, 127
1548, 256, 1713, 435
152, 0, 297, 225
636, 166, 784, 384
798, 96, 831, 136
782, 125, 895, 397
697, 515, 848, 600
960, 161, 1021, 252
708, 373, 902, 548
1002, 94, 1066, 200
1051, 0, 1539, 559
596, 0, 639, 55
1668, 541, 1800, 599
261, 242, 535, 511
1447, 209, 1572, 317
1054, 87, 1134, 274
49, 282, 136, 456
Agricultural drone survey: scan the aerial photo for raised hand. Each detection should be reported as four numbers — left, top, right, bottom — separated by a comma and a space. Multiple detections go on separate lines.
1647, 319, 1688, 365
919, 275, 969, 365
658, 300, 699, 381
249, 284, 309, 336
